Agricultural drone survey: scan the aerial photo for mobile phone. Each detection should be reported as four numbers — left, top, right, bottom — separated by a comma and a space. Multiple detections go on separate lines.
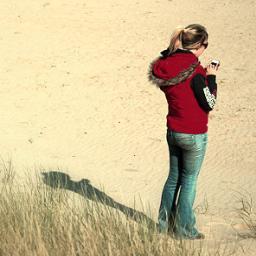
211, 59, 220, 67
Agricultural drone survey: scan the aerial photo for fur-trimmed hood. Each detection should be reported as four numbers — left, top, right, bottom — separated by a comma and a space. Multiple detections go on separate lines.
148, 48, 200, 88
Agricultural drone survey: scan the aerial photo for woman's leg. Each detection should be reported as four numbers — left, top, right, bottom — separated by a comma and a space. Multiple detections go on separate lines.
158, 129, 182, 233
174, 133, 208, 238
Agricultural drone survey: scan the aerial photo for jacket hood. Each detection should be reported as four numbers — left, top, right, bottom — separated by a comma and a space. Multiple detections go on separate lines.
148, 48, 200, 87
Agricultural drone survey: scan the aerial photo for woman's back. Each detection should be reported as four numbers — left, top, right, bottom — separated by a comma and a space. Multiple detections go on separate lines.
149, 49, 209, 134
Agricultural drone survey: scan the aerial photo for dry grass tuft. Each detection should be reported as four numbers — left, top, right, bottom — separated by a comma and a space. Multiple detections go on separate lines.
235, 190, 256, 239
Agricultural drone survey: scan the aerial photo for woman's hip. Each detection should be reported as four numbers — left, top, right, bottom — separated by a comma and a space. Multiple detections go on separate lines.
166, 129, 208, 151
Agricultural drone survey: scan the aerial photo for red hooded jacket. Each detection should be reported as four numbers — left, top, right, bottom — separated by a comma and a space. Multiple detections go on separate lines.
148, 49, 209, 134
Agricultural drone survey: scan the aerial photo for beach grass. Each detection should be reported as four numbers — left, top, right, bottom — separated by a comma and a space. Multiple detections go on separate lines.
236, 190, 256, 239
0, 159, 240, 256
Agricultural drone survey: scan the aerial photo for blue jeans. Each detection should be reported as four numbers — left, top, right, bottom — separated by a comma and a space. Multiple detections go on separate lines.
158, 129, 208, 238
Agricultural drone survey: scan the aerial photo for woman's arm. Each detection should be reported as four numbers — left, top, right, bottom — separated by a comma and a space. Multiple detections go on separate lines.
190, 74, 217, 112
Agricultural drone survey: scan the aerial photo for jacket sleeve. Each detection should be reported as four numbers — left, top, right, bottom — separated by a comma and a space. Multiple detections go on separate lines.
190, 74, 217, 112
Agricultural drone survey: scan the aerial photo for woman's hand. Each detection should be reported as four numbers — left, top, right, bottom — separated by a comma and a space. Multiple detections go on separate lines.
206, 63, 219, 76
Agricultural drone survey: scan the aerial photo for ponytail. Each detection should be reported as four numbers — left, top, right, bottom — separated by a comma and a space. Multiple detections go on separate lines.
168, 26, 184, 54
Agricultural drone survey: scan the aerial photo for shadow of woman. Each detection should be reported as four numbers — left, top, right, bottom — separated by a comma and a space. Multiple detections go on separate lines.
41, 171, 158, 230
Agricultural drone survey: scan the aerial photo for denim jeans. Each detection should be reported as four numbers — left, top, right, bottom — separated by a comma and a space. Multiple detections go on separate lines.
158, 129, 208, 238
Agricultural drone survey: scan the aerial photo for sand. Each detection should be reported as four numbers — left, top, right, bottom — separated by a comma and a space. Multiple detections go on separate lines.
1, 0, 256, 254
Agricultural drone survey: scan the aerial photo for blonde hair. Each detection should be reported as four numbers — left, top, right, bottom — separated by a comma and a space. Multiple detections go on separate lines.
168, 24, 208, 53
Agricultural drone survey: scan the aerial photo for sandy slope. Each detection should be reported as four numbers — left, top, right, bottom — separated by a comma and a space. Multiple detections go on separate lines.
1, 0, 256, 253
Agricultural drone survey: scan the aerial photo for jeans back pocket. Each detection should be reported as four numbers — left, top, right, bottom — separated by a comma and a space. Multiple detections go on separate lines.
173, 132, 196, 149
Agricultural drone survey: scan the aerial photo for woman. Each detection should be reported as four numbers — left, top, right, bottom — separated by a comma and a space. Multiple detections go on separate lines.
148, 24, 219, 239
